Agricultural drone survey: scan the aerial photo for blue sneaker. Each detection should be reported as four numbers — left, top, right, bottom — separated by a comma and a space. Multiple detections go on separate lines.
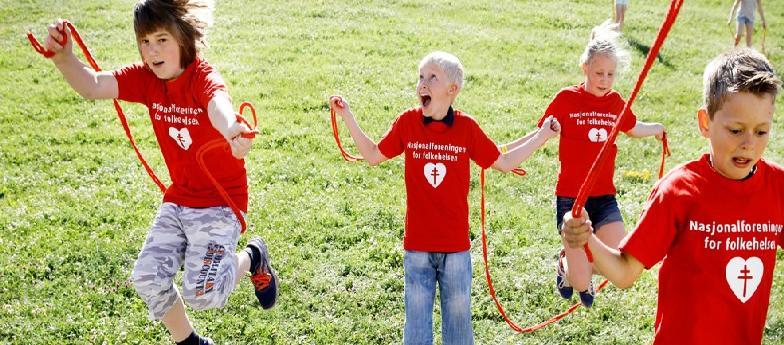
556, 250, 573, 299
578, 281, 596, 308
246, 237, 279, 309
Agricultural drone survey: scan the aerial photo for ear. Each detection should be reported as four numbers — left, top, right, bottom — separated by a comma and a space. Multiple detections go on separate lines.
448, 83, 459, 95
581, 62, 588, 75
697, 108, 711, 138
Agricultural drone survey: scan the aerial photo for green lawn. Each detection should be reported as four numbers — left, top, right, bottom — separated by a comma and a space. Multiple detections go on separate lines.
2, 0, 783, 344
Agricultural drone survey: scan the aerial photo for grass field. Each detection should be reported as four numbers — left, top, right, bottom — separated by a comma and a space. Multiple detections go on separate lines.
2, 0, 784, 344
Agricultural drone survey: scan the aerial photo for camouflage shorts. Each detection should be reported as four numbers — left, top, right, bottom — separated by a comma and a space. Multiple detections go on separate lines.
130, 202, 244, 320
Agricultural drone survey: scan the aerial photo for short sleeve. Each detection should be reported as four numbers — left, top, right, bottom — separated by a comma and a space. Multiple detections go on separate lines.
468, 119, 501, 169
619, 180, 678, 269
617, 97, 638, 132
538, 93, 563, 128
377, 113, 406, 159
112, 63, 150, 104
191, 62, 228, 110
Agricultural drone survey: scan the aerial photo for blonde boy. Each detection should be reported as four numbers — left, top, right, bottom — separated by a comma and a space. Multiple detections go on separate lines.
330, 51, 559, 344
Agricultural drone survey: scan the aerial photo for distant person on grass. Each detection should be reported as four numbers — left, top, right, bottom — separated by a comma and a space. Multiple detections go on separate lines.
729, 0, 768, 48
330, 51, 560, 345
526, 20, 664, 308
614, 0, 629, 31
39, 0, 278, 344
562, 48, 782, 344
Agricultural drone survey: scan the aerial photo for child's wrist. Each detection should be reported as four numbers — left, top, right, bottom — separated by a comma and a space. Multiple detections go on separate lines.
51, 51, 74, 65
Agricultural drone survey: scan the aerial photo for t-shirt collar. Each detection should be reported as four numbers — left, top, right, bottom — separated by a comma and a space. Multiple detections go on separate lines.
423, 106, 455, 127
166, 57, 200, 88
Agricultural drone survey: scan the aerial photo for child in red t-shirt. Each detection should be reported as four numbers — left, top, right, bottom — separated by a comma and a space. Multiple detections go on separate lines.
525, 21, 665, 307
330, 51, 560, 345
562, 49, 782, 344
39, 1, 277, 344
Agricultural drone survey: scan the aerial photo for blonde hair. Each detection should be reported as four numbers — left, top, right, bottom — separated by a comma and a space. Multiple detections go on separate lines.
703, 48, 781, 118
133, 0, 214, 68
579, 20, 630, 73
419, 51, 464, 89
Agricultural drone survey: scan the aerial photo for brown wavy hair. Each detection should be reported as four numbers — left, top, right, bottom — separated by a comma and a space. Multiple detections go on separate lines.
133, 0, 213, 68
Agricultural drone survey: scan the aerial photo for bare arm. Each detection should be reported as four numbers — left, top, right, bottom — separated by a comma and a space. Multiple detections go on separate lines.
208, 93, 256, 159
561, 210, 645, 289
625, 121, 665, 139
728, 0, 741, 22
329, 96, 389, 166
499, 130, 537, 152
491, 116, 560, 172
46, 20, 118, 100
585, 234, 646, 288
757, 0, 767, 28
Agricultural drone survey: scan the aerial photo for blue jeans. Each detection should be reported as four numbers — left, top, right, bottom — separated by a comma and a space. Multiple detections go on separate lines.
404, 250, 473, 345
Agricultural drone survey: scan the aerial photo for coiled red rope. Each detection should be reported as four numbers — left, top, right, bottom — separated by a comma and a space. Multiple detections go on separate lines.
195, 102, 258, 234
573, 0, 682, 263
29, 21, 259, 233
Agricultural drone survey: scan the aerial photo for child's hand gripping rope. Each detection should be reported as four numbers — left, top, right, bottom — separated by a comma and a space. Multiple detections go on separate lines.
329, 96, 363, 162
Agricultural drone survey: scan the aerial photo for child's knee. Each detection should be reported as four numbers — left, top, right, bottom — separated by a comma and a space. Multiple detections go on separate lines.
131, 266, 180, 319
131, 265, 168, 297
442, 291, 471, 317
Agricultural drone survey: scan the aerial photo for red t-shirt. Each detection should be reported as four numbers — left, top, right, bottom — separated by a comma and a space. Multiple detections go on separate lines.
538, 84, 637, 197
113, 58, 248, 211
620, 154, 784, 344
378, 108, 500, 252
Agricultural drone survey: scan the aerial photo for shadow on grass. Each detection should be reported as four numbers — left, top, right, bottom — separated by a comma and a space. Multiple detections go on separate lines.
626, 36, 674, 69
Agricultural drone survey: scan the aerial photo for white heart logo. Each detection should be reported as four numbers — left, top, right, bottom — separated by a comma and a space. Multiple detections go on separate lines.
588, 128, 608, 142
725, 256, 763, 303
423, 162, 446, 188
168, 127, 193, 150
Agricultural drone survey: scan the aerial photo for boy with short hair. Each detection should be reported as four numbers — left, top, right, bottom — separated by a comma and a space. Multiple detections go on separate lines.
562, 48, 782, 344
330, 51, 560, 344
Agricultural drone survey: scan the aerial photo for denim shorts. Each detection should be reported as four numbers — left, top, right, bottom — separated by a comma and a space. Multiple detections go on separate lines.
615, 0, 629, 6
737, 16, 753, 25
555, 195, 623, 232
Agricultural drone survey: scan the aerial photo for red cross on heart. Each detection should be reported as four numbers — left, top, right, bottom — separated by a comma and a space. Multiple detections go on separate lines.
725, 256, 763, 303
168, 127, 193, 150
424, 162, 446, 188
588, 128, 608, 142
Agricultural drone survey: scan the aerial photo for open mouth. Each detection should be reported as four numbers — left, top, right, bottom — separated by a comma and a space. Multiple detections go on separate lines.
420, 95, 431, 108
733, 157, 752, 167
